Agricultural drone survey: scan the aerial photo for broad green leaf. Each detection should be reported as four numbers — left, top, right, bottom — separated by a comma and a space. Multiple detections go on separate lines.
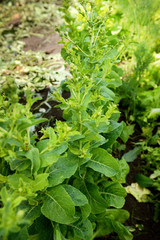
12, 196, 27, 208
31, 173, 49, 192
90, 136, 107, 149
112, 158, 130, 183
47, 127, 57, 142
40, 151, 60, 168
108, 69, 122, 87
41, 185, 77, 224
95, 217, 132, 240
19, 118, 47, 131
63, 185, 88, 206
120, 122, 130, 143
87, 148, 119, 177
17, 118, 47, 132
100, 86, 115, 101
48, 153, 78, 187
110, 219, 133, 240
8, 174, 32, 189
26, 147, 40, 174
7, 139, 22, 147
105, 209, 130, 223
150, 170, 160, 179
101, 182, 126, 208
10, 159, 31, 172
97, 121, 109, 133
83, 182, 108, 214
7, 175, 36, 199
72, 219, 93, 240
29, 215, 53, 240
101, 218, 133, 240
40, 142, 68, 168
37, 139, 49, 153
136, 173, 154, 188
69, 134, 85, 142
103, 121, 123, 148
23, 205, 41, 225
82, 120, 98, 135
111, 25, 122, 35
8, 227, 29, 240
123, 147, 141, 162
80, 204, 91, 220
148, 108, 160, 118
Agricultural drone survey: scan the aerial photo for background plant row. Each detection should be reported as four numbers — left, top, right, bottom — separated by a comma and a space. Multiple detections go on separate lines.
0, 0, 160, 239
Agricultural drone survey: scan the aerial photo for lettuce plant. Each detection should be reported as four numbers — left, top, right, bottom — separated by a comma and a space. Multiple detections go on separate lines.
0, 1, 132, 239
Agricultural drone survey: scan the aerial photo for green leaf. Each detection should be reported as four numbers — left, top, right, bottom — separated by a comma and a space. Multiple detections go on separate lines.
10, 159, 31, 172
112, 158, 130, 183
8, 227, 29, 240
87, 148, 119, 177
17, 118, 47, 132
103, 121, 123, 148
123, 147, 141, 162
95, 216, 132, 240
29, 215, 53, 240
111, 25, 122, 35
31, 173, 49, 192
82, 120, 98, 135
72, 219, 93, 240
63, 185, 88, 206
24, 205, 41, 225
37, 139, 49, 153
90, 136, 107, 149
40, 142, 68, 168
41, 185, 77, 224
107, 70, 122, 87
135, 174, 154, 188
0, 174, 7, 183
83, 182, 108, 214
120, 123, 135, 143
7, 139, 22, 147
48, 153, 78, 187
101, 182, 126, 208
80, 204, 91, 221
110, 219, 133, 240
97, 121, 109, 133
25, 147, 40, 174
54, 225, 68, 240
8, 174, 31, 187
40, 151, 59, 168
105, 209, 130, 223
150, 170, 160, 179
148, 108, 160, 118
100, 87, 115, 101
120, 122, 129, 143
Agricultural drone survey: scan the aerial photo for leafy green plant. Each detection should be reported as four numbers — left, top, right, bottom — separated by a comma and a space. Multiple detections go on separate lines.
0, 1, 133, 239
113, 0, 160, 228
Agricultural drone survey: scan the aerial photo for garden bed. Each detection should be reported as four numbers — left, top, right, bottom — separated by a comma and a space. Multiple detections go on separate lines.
0, 0, 159, 239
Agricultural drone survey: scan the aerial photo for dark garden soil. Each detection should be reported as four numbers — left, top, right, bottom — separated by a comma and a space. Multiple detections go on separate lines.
124, 158, 160, 240
20, 25, 160, 240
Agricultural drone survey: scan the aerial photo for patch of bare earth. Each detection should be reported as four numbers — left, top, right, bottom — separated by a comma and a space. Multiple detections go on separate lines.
23, 31, 63, 54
